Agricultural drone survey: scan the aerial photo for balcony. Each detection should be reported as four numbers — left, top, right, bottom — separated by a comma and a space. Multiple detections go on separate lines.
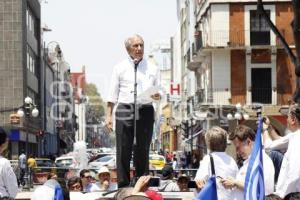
198, 28, 294, 50
195, 87, 282, 106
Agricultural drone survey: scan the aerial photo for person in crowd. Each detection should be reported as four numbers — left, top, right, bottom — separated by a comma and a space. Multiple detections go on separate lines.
177, 174, 190, 192
92, 166, 117, 192
220, 125, 275, 198
79, 169, 98, 192
27, 154, 37, 187
27, 154, 37, 170
114, 176, 163, 200
266, 194, 283, 200
262, 116, 288, 183
47, 172, 58, 180
31, 178, 65, 200
179, 152, 186, 169
191, 154, 199, 169
272, 104, 300, 198
105, 34, 161, 188
172, 157, 178, 170
0, 127, 18, 199
186, 152, 191, 168
18, 149, 26, 186
67, 176, 82, 192
158, 165, 179, 192
194, 126, 238, 200
284, 192, 300, 200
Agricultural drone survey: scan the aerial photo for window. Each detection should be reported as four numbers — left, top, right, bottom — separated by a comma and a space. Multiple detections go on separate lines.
27, 46, 36, 74
250, 10, 270, 45
26, 8, 38, 39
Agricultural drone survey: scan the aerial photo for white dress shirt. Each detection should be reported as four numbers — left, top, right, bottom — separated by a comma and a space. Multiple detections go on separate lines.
235, 151, 275, 199
0, 156, 18, 198
18, 153, 26, 169
91, 181, 118, 192
264, 131, 297, 153
275, 130, 300, 198
194, 152, 239, 200
107, 57, 160, 104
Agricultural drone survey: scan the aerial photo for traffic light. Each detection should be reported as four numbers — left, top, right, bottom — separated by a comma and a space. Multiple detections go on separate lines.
10, 113, 20, 124
181, 121, 189, 139
36, 130, 45, 137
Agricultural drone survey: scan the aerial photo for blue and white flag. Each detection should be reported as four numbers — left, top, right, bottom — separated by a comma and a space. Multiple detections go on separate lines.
244, 119, 265, 200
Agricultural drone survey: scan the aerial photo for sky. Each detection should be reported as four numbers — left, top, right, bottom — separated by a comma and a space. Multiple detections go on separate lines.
41, 0, 178, 101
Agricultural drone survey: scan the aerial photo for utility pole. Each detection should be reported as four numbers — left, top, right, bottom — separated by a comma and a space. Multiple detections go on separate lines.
257, 0, 300, 103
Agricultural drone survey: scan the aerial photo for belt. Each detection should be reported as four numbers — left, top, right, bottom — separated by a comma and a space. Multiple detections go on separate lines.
118, 103, 153, 108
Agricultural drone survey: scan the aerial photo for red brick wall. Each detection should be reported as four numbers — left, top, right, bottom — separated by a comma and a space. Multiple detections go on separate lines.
251, 49, 271, 63
229, 3, 244, 46
277, 49, 296, 104
231, 50, 246, 104
276, 3, 294, 46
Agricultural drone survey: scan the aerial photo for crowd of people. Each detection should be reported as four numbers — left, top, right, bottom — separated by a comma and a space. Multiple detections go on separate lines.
1, 102, 300, 199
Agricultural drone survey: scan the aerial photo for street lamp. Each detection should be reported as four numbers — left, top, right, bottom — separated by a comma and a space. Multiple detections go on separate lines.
17, 96, 39, 190
226, 103, 249, 121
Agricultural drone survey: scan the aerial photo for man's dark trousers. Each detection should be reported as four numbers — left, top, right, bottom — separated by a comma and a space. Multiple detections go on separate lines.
115, 103, 154, 188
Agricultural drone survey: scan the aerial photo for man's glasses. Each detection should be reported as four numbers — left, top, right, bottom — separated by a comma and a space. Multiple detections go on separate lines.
84, 175, 92, 179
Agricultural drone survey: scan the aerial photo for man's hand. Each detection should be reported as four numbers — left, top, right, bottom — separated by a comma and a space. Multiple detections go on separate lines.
132, 175, 151, 194
105, 116, 113, 133
220, 177, 236, 189
262, 116, 271, 131
151, 93, 161, 101
195, 179, 205, 192
101, 180, 109, 190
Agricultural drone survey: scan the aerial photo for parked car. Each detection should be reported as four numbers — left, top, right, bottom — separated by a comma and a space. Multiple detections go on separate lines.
149, 154, 166, 170
88, 152, 115, 163
88, 155, 116, 169
55, 156, 77, 168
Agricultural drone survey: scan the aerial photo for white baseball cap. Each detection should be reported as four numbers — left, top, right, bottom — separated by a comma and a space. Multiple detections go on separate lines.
97, 166, 110, 175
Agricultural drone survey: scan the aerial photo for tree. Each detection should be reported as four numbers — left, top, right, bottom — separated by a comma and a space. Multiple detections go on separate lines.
85, 83, 105, 124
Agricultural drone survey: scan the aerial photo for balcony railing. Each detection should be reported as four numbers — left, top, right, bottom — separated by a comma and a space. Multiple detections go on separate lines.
198, 29, 294, 48
196, 87, 280, 105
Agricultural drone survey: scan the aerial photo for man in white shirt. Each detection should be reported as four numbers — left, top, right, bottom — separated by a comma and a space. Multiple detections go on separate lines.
0, 128, 18, 199
105, 34, 160, 188
92, 166, 117, 192
273, 104, 300, 198
18, 149, 26, 186
195, 126, 239, 200
221, 125, 275, 199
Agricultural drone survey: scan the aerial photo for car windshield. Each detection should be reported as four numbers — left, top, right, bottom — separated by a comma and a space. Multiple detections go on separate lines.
36, 160, 53, 167
96, 156, 113, 162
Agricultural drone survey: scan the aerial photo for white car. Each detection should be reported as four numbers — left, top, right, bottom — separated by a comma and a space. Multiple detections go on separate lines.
88, 155, 116, 169
55, 156, 77, 168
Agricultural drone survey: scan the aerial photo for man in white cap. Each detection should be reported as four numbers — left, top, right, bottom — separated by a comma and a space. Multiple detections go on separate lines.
92, 166, 117, 192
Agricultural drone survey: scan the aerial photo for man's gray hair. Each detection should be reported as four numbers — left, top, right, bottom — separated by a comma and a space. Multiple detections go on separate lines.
124, 34, 144, 49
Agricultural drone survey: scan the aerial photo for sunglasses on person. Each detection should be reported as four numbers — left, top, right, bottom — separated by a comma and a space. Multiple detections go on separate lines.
83, 175, 92, 179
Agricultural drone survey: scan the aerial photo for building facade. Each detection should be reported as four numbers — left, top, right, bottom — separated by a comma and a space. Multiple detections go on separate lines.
0, 0, 42, 158
70, 66, 87, 142
190, 0, 294, 133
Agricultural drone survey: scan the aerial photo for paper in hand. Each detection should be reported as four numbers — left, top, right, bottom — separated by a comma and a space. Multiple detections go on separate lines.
137, 86, 160, 103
